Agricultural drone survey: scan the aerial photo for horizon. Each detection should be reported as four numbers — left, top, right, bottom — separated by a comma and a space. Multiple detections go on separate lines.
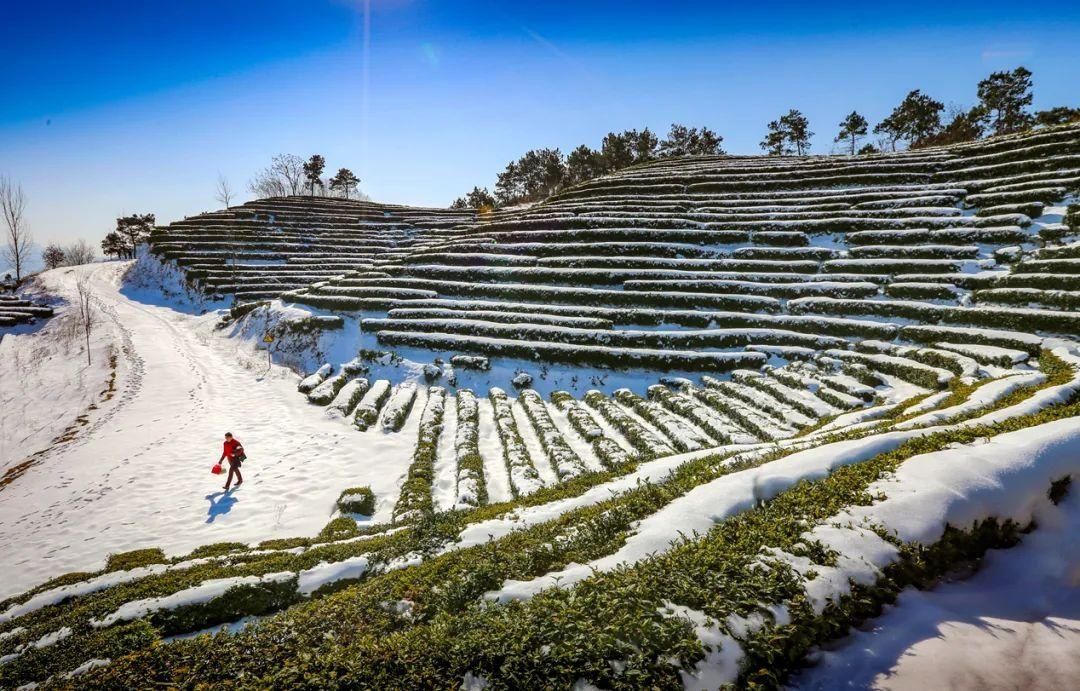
2, 0, 1079, 265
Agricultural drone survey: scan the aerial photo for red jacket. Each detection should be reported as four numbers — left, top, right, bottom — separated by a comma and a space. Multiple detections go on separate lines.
221, 438, 244, 461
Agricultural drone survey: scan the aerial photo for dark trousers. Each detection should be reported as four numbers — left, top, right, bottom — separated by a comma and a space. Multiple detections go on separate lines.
225, 458, 243, 488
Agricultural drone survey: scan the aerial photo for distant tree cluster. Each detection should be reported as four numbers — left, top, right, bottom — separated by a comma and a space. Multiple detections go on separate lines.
453, 123, 725, 208
42, 239, 97, 269
761, 110, 813, 156
249, 154, 364, 201
762, 66, 1079, 157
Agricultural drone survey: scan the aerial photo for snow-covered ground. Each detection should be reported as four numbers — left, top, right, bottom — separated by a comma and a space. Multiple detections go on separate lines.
792, 489, 1080, 691
0, 261, 419, 600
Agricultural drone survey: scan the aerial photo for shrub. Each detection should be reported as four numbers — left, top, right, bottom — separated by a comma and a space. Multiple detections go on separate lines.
354, 380, 392, 431
185, 542, 249, 559
149, 575, 299, 636
381, 382, 419, 433
393, 388, 446, 522
489, 387, 543, 496
307, 372, 350, 406
105, 549, 167, 573
519, 390, 586, 480
337, 487, 376, 516
454, 390, 488, 506
550, 391, 632, 468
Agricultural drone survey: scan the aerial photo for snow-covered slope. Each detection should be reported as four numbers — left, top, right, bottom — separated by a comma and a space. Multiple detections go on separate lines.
2, 125, 1079, 689
0, 261, 420, 599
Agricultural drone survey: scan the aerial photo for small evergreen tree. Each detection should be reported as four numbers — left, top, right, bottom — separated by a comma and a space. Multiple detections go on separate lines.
494, 149, 566, 205
303, 155, 326, 195
328, 168, 360, 199
1034, 106, 1080, 127
451, 186, 496, 211
760, 120, 791, 156
42, 244, 66, 270
779, 110, 813, 155
101, 231, 126, 260
658, 124, 725, 157
599, 132, 636, 171
977, 66, 1034, 136
115, 213, 155, 259
872, 112, 904, 152
836, 111, 868, 155
920, 106, 985, 147
857, 142, 879, 155
876, 90, 944, 149
565, 145, 607, 185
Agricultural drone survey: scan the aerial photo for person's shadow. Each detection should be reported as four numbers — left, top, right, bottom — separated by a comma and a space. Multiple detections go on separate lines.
205, 490, 238, 523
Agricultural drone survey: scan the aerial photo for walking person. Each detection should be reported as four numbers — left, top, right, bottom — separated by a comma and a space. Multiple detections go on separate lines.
218, 432, 246, 490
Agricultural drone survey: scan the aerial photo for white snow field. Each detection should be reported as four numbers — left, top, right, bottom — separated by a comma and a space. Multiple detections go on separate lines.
1, 125, 1079, 688
0, 261, 420, 600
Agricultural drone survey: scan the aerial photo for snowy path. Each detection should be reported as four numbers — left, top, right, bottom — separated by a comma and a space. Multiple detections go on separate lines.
0, 262, 416, 599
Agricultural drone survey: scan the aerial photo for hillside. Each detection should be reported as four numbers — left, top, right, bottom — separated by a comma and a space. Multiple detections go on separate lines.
1, 125, 1079, 689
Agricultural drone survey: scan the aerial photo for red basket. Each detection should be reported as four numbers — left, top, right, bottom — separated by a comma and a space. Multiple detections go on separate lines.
211, 463, 225, 475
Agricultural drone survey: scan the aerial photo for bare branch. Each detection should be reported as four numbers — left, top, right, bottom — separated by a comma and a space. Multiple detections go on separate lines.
0, 176, 31, 282
214, 174, 234, 209
74, 273, 97, 366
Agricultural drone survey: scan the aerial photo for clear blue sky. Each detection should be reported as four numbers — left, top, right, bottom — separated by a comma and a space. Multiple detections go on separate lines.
1, 0, 1078, 257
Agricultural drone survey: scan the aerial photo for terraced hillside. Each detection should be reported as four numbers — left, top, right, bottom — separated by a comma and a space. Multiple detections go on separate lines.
149, 196, 476, 303
0, 294, 53, 329
4, 125, 1080, 689
279, 124, 1079, 369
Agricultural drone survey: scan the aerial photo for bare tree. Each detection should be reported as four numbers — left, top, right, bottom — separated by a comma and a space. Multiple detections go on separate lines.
0, 176, 31, 282
248, 154, 305, 198
74, 274, 97, 365
64, 239, 97, 266
215, 173, 234, 209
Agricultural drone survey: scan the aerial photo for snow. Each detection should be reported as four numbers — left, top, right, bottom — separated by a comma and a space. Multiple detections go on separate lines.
660, 602, 743, 689
0, 262, 420, 600
91, 571, 295, 628
476, 398, 513, 503
893, 371, 1045, 429
30, 626, 72, 649
934, 341, 1029, 365
296, 555, 371, 596
793, 422, 1080, 690
64, 658, 111, 678
431, 390, 459, 511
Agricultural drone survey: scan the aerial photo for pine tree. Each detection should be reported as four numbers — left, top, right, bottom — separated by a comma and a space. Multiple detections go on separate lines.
977, 67, 1034, 136
760, 120, 791, 156
566, 145, 607, 185
779, 110, 813, 155
1034, 106, 1080, 127
100, 231, 126, 260
303, 155, 326, 196
451, 186, 497, 211
658, 124, 725, 157
919, 106, 985, 147
836, 111, 868, 155
876, 90, 943, 149
328, 168, 360, 199
494, 149, 566, 205
115, 213, 155, 259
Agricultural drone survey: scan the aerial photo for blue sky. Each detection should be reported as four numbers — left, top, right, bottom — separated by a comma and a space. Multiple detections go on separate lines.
1, 0, 1078, 256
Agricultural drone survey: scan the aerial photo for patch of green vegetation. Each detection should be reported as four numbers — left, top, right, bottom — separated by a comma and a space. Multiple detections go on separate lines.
104, 548, 167, 573
337, 486, 376, 516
